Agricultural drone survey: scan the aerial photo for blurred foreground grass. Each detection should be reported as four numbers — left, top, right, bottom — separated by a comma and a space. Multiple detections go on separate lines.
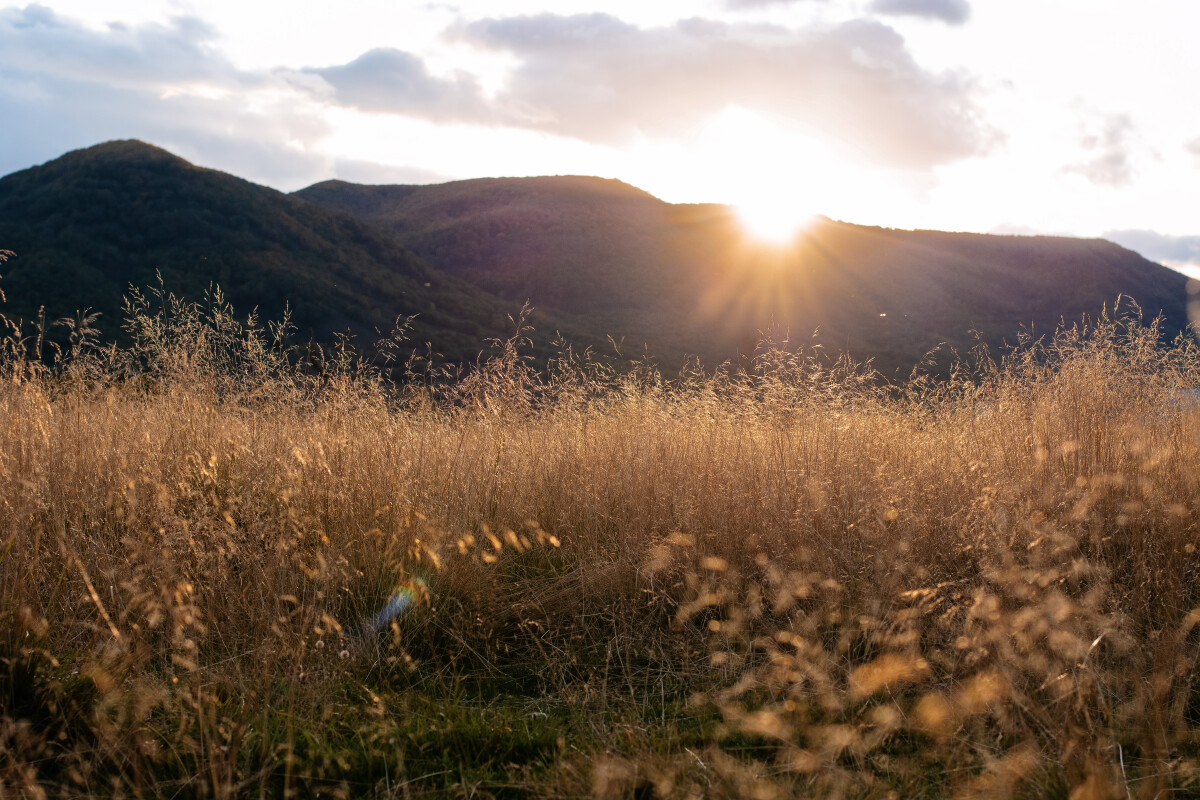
2, 274, 1200, 798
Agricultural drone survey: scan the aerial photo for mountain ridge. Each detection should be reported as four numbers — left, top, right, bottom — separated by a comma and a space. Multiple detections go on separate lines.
296, 174, 1190, 374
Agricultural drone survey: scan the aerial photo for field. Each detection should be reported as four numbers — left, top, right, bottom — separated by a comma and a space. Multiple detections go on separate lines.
2, 283, 1200, 798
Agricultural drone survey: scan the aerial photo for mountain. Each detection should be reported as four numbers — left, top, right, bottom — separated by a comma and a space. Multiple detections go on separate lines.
297, 177, 1191, 375
0, 141, 560, 363
2, 142, 1186, 378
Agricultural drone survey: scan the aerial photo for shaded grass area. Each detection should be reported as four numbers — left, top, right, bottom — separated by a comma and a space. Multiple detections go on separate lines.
3, 279, 1200, 797
2, 624, 719, 797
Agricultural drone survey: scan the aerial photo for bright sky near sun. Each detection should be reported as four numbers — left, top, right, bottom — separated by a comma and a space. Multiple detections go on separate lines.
2, 0, 1198, 270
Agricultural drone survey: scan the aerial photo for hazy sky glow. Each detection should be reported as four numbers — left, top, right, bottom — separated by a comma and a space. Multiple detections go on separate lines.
2, 1, 1198, 270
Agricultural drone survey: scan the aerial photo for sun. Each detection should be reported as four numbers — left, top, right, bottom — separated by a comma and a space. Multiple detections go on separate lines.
690, 107, 825, 244
736, 199, 816, 244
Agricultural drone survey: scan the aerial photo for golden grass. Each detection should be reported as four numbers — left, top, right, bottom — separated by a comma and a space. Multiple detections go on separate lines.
1, 289, 1200, 797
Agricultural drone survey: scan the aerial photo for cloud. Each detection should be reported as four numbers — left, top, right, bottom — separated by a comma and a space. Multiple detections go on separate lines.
0, 4, 240, 88
1104, 229, 1200, 269
1063, 112, 1137, 187
0, 65, 332, 188
304, 48, 490, 122
426, 13, 994, 169
0, 5, 997, 182
331, 159, 451, 186
1188, 137, 1200, 165
868, 0, 971, 25
725, 0, 827, 8
0, 5, 331, 188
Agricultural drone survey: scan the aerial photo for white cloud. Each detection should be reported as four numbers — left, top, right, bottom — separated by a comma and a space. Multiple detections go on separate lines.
868, 0, 970, 25
1063, 112, 1137, 188
330, 159, 451, 186
0, 66, 331, 186
0, 4, 333, 187
6, 4, 997, 184
1187, 137, 1200, 166
724, 0, 827, 7
304, 48, 491, 122
0, 5, 237, 88
412, 13, 997, 169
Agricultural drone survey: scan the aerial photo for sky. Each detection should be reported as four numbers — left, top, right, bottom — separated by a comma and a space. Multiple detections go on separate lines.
1, 0, 1198, 273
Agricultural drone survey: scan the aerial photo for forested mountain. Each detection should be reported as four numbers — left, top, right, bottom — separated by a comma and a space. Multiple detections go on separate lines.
0, 141, 562, 363
297, 176, 1191, 375
0, 141, 1187, 377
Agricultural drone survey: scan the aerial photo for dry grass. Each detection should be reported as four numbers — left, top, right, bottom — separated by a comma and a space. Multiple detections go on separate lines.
1, 285, 1200, 798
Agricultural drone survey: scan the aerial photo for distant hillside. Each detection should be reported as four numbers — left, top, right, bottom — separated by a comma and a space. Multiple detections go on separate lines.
297, 177, 1192, 375
0, 141, 559, 363
1, 142, 1186, 377
296, 176, 684, 314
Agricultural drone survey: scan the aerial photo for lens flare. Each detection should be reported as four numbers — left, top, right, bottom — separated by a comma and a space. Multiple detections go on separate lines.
367, 577, 426, 632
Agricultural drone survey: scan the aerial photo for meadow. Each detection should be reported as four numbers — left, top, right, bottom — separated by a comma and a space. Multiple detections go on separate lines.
2, 275, 1200, 798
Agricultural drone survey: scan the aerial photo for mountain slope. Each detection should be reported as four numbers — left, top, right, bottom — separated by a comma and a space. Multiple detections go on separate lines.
296, 176, 684, 315
0, 141, 549, 362
297, 177, 1192, 374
